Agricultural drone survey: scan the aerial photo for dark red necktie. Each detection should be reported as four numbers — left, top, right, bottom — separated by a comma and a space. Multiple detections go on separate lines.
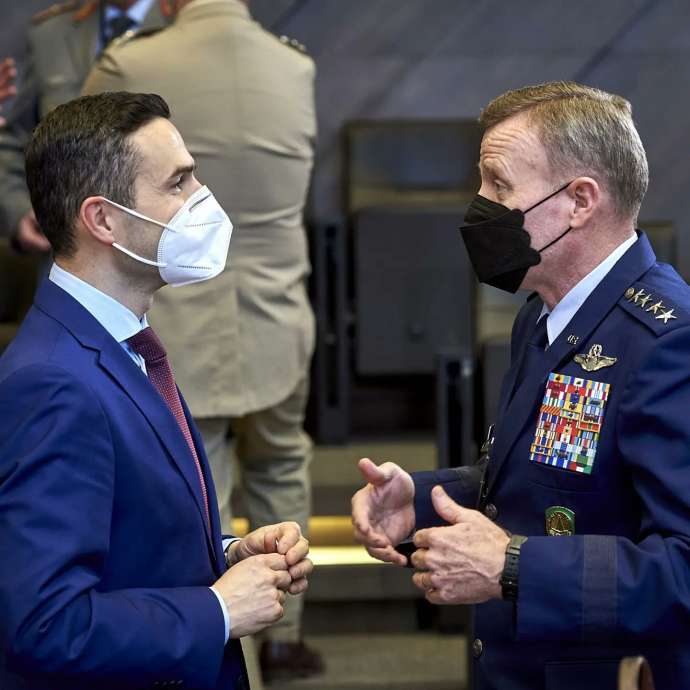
127, 327, 210, 529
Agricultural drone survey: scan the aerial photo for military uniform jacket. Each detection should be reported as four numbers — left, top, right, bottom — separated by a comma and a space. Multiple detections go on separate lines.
82, 0, 317, 418
0, 1, 167, 235
413, 234, 690, 690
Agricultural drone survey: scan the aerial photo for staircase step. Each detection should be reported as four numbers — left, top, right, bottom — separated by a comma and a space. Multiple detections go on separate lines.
231, 440, 437, 518
268, 633, 467, 690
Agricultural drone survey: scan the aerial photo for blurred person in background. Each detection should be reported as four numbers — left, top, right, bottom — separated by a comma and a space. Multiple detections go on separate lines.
0, 58, 17, 126
0, 0, 167, 254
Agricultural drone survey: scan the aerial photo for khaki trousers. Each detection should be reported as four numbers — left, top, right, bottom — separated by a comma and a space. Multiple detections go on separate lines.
197, 375, 313, 643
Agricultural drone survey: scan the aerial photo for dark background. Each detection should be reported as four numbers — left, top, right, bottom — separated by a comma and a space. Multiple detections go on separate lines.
2, 0, 688, 274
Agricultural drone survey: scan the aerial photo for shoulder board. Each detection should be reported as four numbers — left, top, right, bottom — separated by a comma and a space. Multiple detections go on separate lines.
31, 0, 79, 25
278, 34, 308, 55
619, 283, 688, 334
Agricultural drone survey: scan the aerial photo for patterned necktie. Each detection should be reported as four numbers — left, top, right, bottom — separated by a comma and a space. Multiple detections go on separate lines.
127, 327, 210, 529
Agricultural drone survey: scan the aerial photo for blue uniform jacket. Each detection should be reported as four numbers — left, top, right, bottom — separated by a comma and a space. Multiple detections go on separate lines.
413, 234, 690, 690
0, 280, 247, 690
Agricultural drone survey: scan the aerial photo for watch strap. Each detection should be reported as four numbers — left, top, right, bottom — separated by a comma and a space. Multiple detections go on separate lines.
500, 534, 528, 601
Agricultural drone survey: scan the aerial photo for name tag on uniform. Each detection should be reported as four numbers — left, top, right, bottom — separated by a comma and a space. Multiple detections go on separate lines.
529, 373, 611, 474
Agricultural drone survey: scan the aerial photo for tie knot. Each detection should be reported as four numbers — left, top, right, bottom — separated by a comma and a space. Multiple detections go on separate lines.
106, 14, 135, 43
127, 327, 167, 364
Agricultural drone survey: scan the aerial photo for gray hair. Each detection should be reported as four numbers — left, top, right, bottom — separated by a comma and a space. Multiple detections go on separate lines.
479, 81, 649, 221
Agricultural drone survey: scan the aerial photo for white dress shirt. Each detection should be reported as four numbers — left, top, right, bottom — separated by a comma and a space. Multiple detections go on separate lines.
540, 234, 638, 344
48, 263, 232, 643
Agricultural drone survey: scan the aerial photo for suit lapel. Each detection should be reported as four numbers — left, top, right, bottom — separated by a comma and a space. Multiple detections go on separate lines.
97, 343, 218, 554
181, 393, 226, 573
35, 280, 217, 558
487, 233, 657, 495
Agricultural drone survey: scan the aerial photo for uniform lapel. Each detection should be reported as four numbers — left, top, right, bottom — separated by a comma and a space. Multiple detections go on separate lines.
487, 233, 657, 495
67, 3, 100, 81
34, 280, 217, 559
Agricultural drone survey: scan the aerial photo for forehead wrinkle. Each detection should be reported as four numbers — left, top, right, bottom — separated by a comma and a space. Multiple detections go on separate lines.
481, 118, 547, 179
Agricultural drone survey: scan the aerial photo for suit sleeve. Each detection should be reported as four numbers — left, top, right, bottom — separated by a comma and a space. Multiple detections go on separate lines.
0, 365, 225, 688
516, 326, 690, 642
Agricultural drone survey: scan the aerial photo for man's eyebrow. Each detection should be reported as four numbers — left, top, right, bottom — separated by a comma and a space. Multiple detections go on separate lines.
165, 162, 196, 181
478, 159, 510, 181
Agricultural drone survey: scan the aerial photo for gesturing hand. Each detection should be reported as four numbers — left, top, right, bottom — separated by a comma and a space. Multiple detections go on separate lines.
15, 211, 51, 254
410, 486, 509, 605
227, 521, 312, 595
351, 458, 416, 566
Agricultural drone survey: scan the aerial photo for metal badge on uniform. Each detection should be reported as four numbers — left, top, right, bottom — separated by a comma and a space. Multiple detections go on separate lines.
574, 344, 617, 372
529, 373, 611, 474
545, 506, 575, 536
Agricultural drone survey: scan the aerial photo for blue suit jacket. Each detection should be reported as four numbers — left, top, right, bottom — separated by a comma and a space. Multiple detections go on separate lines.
414, 234, 690, 690
0, 280, 247, 690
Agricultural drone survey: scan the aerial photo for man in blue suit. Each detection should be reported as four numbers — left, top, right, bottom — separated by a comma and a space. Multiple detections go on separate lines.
352, 81, 690, 689
0, 91, 313, 689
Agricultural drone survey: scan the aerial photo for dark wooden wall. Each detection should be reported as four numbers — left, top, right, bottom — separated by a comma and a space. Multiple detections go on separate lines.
3, 0, 689, 273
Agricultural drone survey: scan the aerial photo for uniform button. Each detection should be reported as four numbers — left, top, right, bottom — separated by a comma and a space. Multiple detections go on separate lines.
472, 638, 484, 659
484, 503, 498, 521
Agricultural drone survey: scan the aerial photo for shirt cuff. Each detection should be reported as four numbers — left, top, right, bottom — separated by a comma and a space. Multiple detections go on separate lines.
209, 586, 230, 644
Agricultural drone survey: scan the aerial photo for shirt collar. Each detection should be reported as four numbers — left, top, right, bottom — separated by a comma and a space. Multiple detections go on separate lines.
104, 0, 156, 26
539, 233, 638, 344
49, 263, 148, 344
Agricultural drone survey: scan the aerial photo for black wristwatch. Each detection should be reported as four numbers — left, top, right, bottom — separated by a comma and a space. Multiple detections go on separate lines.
499, 534, 528, 601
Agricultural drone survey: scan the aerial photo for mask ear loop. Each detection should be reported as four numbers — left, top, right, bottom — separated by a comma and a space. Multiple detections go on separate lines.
102, 198, 169, 267
523, 180, 574, 214
523, 180, 575, 254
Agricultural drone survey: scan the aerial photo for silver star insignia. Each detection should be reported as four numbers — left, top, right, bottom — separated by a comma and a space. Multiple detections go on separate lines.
656, 308, 678, 325
632, 288, 647, 304
646, 300, 665, 315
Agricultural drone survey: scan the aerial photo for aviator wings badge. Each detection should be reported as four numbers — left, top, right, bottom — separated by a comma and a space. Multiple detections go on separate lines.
575, 345, 618, 371
574, 344, 617, 372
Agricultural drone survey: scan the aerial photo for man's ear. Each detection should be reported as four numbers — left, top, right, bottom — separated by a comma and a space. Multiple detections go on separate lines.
568, 177, 600, 229
80, 196, 117, 247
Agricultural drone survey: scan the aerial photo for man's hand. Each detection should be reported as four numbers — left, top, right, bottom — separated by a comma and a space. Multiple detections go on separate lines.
410, 486, 509, 605
0, 57, 17, 125
213, 553, 293, 638
227, 521, 312, 595
14, 211, 51, 253
351, 457, 416, 566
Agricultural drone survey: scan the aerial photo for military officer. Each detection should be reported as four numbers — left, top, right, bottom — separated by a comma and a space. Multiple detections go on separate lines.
352, 81, 690, 689
0, 0, 167, 252
83, 0, 320, 681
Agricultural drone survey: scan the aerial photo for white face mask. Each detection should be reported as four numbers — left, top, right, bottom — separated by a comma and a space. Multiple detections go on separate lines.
104, 185, 233, 287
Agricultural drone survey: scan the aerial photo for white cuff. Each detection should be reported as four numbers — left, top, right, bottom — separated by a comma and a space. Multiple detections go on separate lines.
209, 586, 230, 644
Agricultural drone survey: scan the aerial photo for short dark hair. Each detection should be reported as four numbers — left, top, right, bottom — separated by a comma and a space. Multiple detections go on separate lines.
25, 92, 170, 257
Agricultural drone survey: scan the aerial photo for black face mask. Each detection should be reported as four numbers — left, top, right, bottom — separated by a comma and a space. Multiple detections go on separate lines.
459, 181, 573, 293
